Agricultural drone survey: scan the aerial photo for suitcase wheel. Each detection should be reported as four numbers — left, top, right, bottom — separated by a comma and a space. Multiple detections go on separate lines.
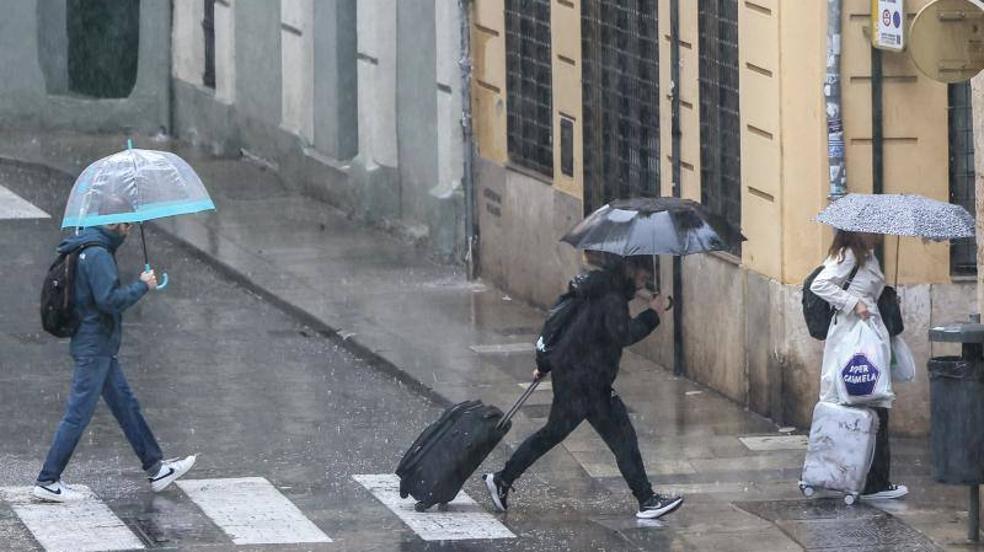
414, 501, 431, 512
844, 493, 858, 506
437, 503, 449, 512
798, 483, 815, 498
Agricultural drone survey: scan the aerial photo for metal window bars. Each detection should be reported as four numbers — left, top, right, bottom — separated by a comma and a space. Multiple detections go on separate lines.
698, 0, 741, 255
581, 0, 661, 214
505, 0, 554, 177
949, 81, 977, 276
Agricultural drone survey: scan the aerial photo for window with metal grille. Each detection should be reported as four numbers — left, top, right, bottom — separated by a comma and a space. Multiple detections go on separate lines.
949, 81, 977, 276
505, 0, 553, 177
203, 0, 216, 89
581, 0, 660, 214
698, 0, 741, 255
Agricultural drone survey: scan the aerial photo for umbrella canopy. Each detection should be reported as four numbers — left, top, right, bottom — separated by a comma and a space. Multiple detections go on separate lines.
61, 148, 215, 228
561, 197, 744, 256
816, 193, 974, 241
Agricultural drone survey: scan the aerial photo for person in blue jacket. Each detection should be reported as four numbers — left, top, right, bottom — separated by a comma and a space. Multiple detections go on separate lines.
33, 221, 195, 502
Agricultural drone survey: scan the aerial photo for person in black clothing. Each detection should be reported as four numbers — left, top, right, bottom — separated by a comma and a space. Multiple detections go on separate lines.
483, 255, 683, 519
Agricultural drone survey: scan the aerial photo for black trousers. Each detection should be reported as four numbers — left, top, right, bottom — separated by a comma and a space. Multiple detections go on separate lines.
499, 387, 654, 503
864, 407, 892, 493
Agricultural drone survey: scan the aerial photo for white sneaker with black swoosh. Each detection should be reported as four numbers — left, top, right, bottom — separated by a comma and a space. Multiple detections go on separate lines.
32, 481, 81, 503
150, 455, 197, 493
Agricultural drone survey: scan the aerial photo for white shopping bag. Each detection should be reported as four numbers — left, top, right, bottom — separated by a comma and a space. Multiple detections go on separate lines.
831, 319, 893, 405
890, 335, 916, 383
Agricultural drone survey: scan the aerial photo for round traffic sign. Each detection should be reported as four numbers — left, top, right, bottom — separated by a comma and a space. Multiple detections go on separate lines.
909, 0, 984, 83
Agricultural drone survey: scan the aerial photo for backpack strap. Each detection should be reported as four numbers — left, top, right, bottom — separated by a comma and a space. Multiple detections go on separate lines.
69, 241, 106, 256
842, 264, 860, 291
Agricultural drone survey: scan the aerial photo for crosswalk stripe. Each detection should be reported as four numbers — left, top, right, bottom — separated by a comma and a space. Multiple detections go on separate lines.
0, 486, 144, 552
0, 185, 50, 219
176, 477, 332, 545
353, 474, 515, 541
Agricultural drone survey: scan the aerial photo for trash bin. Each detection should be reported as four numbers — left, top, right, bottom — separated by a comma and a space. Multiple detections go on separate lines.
928, 357, 984, 484
929, 317, 984, 542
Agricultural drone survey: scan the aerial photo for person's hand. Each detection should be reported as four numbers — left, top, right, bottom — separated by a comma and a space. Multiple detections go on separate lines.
533, 369, 543, 381
649, 293, 671, 316
140, 270, 158, 290
854, 301, 870, 320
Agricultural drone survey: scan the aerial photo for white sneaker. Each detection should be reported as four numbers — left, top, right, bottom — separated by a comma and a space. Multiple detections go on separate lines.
149, 455, 197, 493
33, 481, 81, 503
861, 484, 909, 501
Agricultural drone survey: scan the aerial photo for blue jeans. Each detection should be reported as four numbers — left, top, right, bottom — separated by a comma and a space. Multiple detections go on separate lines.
37, 356, 163, 484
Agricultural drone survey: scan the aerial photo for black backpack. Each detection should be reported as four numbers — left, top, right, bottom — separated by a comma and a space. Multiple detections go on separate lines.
40, 242, 101, 338
534, 291, 583, 373
878, 286, 904, 337
802, 264, 859, 340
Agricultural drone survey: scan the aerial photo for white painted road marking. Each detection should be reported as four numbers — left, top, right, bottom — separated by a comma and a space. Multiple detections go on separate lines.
0, 185, 50, 219
177, 477, 332, 545
353, 474, 515, 541
0, 486, 144, 552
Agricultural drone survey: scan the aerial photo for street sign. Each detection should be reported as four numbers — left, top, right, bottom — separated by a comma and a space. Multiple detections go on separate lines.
872, 0, 906, 51
909, 0, 984, 82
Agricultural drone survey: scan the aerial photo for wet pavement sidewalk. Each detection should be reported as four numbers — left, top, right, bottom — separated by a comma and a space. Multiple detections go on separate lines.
0, 129, 979, 550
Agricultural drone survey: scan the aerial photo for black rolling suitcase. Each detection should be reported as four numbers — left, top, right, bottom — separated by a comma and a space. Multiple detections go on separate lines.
396, 380, 541, 511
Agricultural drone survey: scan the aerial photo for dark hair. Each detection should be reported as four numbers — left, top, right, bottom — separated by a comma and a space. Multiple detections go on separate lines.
584, 250, 623, 270
624, 255, 655, 275
828, 230, 869, 267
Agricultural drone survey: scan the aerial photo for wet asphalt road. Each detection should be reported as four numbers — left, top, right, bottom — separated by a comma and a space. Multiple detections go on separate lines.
0, 162, 681, 551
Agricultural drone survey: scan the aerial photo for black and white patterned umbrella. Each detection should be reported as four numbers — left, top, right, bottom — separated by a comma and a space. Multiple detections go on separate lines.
816, 193, 975, 241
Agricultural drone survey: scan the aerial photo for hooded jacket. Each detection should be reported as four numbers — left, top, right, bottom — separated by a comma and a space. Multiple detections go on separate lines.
550, 268, 660, 391
58, 227, 148, 358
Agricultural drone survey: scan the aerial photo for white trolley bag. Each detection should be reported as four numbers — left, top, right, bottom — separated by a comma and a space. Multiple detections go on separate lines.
799, 401, 878, 505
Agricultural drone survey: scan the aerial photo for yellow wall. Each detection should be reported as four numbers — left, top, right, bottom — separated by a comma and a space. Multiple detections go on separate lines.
839, 0, 950, 285
738, 0, 951, 285
659, 1, 701, 201
551, 0, 583, 200
740, 0, 783, 279
470, 0, 955, 286
471, 0, 508, 164
779, 0, 829, 285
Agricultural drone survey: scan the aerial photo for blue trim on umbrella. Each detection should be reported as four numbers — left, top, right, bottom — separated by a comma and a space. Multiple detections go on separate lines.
61, 199, 216, 228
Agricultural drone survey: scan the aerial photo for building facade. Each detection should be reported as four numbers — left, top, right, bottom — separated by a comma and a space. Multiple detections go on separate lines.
171, 0, 469, 260
471, 0, 978, 435
0, 0, 171, 133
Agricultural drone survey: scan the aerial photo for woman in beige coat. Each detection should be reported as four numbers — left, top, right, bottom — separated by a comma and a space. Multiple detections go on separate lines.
810, 230, 907, 500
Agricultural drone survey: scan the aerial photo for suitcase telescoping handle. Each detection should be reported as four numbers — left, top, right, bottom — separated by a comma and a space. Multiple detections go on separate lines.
496, 377, 542, 430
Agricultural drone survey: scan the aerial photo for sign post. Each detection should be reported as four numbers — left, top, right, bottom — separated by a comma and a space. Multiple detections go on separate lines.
872, 0, 906, 51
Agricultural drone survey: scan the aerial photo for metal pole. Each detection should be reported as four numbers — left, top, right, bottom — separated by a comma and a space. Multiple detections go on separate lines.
458, 0, 478, 280
670, 0, 684, 377
826, 0, 847, 199
871, 46, 885, 263
970, 485, 980, 542
139, 223, 150, 266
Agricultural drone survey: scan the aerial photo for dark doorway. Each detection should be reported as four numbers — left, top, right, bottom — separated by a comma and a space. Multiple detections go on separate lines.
67, 0, 140, 98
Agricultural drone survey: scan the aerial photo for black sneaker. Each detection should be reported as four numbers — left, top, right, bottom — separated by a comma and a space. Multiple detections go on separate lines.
482, 473, 510, 512
637, 494, 684, 519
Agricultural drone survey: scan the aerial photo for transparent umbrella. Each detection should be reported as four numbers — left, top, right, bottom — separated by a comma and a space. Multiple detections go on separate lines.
61, 142, 215, 289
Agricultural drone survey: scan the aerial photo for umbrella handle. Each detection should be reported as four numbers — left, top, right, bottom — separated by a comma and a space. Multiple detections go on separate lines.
145, 263, 169, 291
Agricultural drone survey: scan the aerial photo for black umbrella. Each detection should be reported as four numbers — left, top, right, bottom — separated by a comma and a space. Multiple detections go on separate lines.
562, 197, 744, 256
562, 197, 744, 297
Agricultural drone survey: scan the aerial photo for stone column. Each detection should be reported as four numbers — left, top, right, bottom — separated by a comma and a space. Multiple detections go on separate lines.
972, 71, 984, 312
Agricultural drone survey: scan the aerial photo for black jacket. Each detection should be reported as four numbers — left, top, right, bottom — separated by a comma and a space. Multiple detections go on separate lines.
550, 268, 660, 391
